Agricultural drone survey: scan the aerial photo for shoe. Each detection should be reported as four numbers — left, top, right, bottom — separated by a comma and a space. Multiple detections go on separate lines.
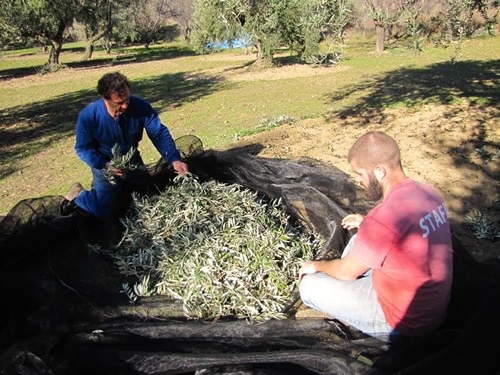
295, 307, 333, 320
64, 182, 83, 201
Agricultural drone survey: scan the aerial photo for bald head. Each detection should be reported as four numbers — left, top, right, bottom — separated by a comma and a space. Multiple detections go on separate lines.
347, 131, 401, 170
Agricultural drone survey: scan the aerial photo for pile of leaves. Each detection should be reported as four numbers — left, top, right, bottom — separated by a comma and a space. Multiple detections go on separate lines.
93, 175, 324, 321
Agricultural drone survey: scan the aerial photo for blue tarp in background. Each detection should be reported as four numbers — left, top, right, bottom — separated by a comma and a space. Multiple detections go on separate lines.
205, 36, 252, 50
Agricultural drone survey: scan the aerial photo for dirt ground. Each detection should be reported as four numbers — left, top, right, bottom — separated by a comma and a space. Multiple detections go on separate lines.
1, 56, 498, 263
224, 91, 499, 263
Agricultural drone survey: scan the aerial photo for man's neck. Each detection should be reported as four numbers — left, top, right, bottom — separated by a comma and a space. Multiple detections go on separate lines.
382, 169, 408, 200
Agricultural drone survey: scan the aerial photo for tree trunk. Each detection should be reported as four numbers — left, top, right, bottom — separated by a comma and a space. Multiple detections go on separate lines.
103, 40, 112, 54
48, 21, 66, 66
254, 40, 264, 65
253, 39, 273, 67
183, 27, 191, 44
83, 30, 107, 60
49, 39, 63, 65
375, 23, 385, 54
83, 40, 94, 61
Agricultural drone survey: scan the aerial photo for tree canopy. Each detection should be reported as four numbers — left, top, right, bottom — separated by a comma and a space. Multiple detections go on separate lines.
1, 0, 79, 65
76, 0, 132, 60
191, 0, 351, 66
362, 0, 499, 53
0, 0, 497, 68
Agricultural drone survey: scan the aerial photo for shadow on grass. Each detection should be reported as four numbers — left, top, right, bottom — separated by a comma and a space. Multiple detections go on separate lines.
327, 59, 499, 121
326, 58, 499, 223
0, 71, 224, 179
64, 44, 197, 70
273, 55, 302, 66
0, 66, 40, 80
0, 44, 197, 81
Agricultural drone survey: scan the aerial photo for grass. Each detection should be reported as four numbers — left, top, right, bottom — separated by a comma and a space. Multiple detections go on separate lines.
235, 115, 296, 138
0, 34, 499, 215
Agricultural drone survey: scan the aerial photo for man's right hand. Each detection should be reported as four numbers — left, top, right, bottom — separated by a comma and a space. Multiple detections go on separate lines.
172, 160, 189, 175
105, 162, 124, 176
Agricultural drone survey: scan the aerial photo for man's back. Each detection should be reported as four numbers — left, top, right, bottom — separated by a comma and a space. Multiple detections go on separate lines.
351, 178, 453, 335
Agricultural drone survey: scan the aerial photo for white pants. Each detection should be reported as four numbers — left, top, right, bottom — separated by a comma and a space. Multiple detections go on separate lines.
299, 235, 395, 341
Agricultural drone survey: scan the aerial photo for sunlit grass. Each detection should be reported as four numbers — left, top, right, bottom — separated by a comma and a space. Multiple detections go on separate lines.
0, 34, 499, 214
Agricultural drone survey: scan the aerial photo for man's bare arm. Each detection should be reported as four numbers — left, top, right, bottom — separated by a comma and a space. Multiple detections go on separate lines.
299, 253, 369, 281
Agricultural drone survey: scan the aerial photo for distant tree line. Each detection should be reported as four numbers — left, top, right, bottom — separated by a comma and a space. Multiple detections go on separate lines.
190, 0, 498, 65
0, 0, 195, 67
0, 0, 497, 69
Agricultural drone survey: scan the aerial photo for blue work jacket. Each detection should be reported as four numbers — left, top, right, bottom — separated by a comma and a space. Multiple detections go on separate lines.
75, 96, 180, 169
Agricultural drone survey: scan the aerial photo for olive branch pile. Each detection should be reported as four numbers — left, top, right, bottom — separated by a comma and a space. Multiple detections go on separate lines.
93, 174, 324, 321
103, 144, 147, 185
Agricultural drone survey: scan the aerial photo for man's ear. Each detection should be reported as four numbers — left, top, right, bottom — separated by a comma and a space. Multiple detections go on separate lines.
374, 166, 386, 181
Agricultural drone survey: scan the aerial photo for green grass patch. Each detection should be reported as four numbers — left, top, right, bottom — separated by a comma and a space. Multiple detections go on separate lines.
0, 34, 499, 214
235, 115, 296, 138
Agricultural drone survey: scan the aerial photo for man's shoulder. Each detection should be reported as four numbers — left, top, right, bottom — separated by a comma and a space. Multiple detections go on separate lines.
78, 99, 105, 124
79, 98, 103, 116
128, 96, 156, 116
395, 179, 443, 201
372, 179, 446, 228
130, 95, 153, 108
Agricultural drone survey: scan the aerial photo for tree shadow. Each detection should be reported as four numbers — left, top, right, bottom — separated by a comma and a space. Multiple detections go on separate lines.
273, 54, 302, 66
328, 59, 499, 121
64, 44, 197, 70
0, 44, 197, 81
0, 66, 41, 80
325, 58, 499, 256
0, 71, 224, 179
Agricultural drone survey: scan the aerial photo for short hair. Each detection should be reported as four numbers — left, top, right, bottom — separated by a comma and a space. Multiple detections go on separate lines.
347, 131, 401, 169
97, 72, 131, 99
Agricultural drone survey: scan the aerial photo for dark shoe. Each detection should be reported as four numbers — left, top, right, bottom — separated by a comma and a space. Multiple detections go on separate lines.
64, 182, 83, 201
60, 198, 78, 216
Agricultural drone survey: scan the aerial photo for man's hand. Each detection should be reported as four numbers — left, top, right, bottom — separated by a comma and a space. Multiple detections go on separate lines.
341, 214, 364, 230
299, 261, 318, 280
105, 162, 124, 176
172, 160, 189, 175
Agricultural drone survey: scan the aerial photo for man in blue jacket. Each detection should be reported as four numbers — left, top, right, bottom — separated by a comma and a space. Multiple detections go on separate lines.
64, 71, 188, 220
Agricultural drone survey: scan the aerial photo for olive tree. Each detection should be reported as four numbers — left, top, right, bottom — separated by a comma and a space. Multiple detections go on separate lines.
444, 0, 498, 39
191, 0, 350, 66
363, 0, 416, 53
0, 2, 24, 47
126, 0, 175, 48
363, 0, 498, 53
0, 0, 79, 67
76, 0, 131, 60
168, 0, 196, 42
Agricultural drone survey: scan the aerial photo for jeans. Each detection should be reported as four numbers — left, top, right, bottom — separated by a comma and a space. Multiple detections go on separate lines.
299, 235, 396, 341
75, 167, 125, 220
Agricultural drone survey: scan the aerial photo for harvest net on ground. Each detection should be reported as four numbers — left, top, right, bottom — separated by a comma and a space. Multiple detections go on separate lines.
1, 136, 499, 374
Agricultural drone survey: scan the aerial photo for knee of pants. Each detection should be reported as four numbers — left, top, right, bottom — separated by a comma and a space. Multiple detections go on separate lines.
298, 274, 319, 305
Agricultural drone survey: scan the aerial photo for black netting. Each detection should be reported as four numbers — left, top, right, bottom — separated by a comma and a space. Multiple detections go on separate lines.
1, 136, 499, 375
